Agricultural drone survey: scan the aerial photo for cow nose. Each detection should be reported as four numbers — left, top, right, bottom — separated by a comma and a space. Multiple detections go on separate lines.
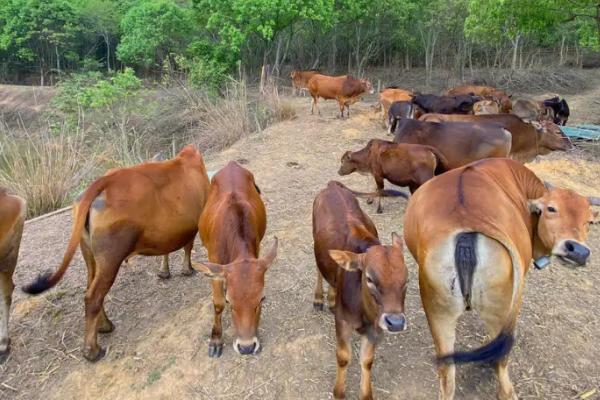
383, 313, 407, 332
237, 342, 256, 355
564, 240, 591, 265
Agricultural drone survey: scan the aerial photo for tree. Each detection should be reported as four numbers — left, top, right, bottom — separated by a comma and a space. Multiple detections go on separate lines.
116, 0, 195, 70
0, 0, 81, 85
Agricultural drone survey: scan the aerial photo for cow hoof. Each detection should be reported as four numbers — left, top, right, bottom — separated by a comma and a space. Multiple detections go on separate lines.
83, 346, 106, 362
366, 197, 374, 205
157, 270, 171, 280
313, 302, 324, 312
208, 342, 223, 358
0, 339, 10, 362
181, 268, 194, 277
98, 319, 115, 334
328, 305, 335, 314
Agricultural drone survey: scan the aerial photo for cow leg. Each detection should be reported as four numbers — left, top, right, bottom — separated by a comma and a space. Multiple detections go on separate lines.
327, 285, 336, 312
359, 335, 376, 400
157, 254, 171, 279
474, 238, 518, 400
181, 240, 194, 276
81, 238, 113, 334
83, 231, 136, 361
209, 279, 226, 357
0, 268, 15, 357
313, 267, 324, 311
333, 317, 352, 399
375, 176, 385, 214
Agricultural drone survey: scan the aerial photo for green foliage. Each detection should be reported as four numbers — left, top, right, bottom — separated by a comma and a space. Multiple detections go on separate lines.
116, 0, 194, 68
52, 68, 141, 114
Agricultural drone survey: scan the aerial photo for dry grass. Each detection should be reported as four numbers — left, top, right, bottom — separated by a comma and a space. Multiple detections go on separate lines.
0, 124, 96, 218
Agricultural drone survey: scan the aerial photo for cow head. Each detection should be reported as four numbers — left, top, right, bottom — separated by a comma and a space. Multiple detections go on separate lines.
494, 94, 513, 113
329, 233, 408, 333
473, 100, 500, 115
290, 71, 299, 79
529, 189, 597, 266
531, 120, 573, 153
543, 97, 570, 125
193, 237, 278, 355
361, 79, 375, 94
338, 143, 370, 175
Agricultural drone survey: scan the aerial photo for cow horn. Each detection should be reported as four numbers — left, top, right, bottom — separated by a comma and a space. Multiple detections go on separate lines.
589, 196, 600, 206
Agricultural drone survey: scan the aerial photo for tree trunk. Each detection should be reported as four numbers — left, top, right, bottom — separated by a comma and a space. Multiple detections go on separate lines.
103, 32, 111, 71
511, 34, 520, 70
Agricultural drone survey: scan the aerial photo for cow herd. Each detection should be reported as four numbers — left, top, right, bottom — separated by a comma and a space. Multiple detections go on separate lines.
0, 73, 598, 400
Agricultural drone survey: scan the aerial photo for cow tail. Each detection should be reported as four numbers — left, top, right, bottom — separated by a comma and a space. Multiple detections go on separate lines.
426, 146, 450, 174
22, 176, 111, 295
438, 232, 521, 366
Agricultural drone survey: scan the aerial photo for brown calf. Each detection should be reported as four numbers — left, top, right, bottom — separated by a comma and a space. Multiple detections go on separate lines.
404, 158, 598, 399
23, 145, 210, 361
313, 181, 409, 400
0, 189, 25, 357
193, 161, 277, 357
338, 139, 448, 213
308, 74, 374, 118
290, 70, 320, 96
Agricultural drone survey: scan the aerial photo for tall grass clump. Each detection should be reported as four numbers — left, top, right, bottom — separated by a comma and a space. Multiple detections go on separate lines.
0, 124, 96, 218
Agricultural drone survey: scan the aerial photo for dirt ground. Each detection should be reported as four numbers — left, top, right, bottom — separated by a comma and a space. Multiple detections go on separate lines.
2, 75, 600, 400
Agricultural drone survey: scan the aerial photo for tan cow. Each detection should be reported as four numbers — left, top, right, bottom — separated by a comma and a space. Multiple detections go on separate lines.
308, 74, 374, 118
23, 145, 210, 361
473, 100, 500, 115
0, 189, 25, 357
403, 158, 598, 400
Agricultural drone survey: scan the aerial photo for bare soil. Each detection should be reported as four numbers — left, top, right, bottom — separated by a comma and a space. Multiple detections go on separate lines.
2, 76, 600, 400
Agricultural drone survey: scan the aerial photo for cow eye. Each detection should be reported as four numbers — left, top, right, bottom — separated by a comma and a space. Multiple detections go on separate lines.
547, 206, 557, 213
366, 276, 375, 286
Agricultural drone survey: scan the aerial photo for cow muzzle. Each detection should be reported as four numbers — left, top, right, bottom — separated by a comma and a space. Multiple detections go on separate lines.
554, 239, 591, 266
234, 337, 260, 355
379, 313, 407, 333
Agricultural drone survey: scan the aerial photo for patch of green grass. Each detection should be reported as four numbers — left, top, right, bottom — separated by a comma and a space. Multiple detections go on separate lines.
146, 370, 162, 386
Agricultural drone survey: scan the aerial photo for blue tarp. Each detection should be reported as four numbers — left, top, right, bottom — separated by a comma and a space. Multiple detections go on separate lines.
562, 125, 600, 140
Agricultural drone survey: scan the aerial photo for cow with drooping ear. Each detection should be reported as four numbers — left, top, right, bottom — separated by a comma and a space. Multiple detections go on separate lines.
193, 161, 276, 357
313, 181, 409, 400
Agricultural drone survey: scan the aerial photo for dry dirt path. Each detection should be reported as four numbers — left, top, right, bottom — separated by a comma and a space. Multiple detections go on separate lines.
1, 95, 600, 400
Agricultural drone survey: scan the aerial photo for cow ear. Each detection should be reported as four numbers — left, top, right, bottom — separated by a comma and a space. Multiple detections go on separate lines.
329, 250, 363, 271
260, 236, 278, 270
192, 262, 227, 280
391, 232, 404, 250
528, 199, 543, 215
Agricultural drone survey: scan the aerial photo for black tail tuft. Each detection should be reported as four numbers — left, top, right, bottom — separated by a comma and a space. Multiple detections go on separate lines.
437, 330, 514, 365
22, 272, 55, 295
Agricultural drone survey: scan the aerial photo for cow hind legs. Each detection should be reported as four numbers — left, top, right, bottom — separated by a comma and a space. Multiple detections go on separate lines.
0, 269, 15, 357
180, 240, 194, 276
313, 267, 324, 311
209, 279, 226, 358
327, 285, 336, 312
157, 255, 171, 279
81, 239, 114, 335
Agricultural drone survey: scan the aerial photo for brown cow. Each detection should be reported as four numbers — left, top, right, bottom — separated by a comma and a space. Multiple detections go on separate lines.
473, 100, 500, 115
403, 158, 598, 400
308, 74, 374, 118
313, 181, 408, 400
0, 189, 25, 357
23, 145, 210, 361
445, 85, 512, 113
393, 118, 512, 169
419, 113, 573, 163
338, 139, 448, 213
379, 87, 414, 128
192, 161, 277, 357
290, 70, 320, 96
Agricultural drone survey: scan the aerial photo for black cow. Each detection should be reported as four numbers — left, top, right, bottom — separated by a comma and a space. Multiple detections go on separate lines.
412, 93, 480, 115
387, 101, 423, 134
543, 97, 570, 126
